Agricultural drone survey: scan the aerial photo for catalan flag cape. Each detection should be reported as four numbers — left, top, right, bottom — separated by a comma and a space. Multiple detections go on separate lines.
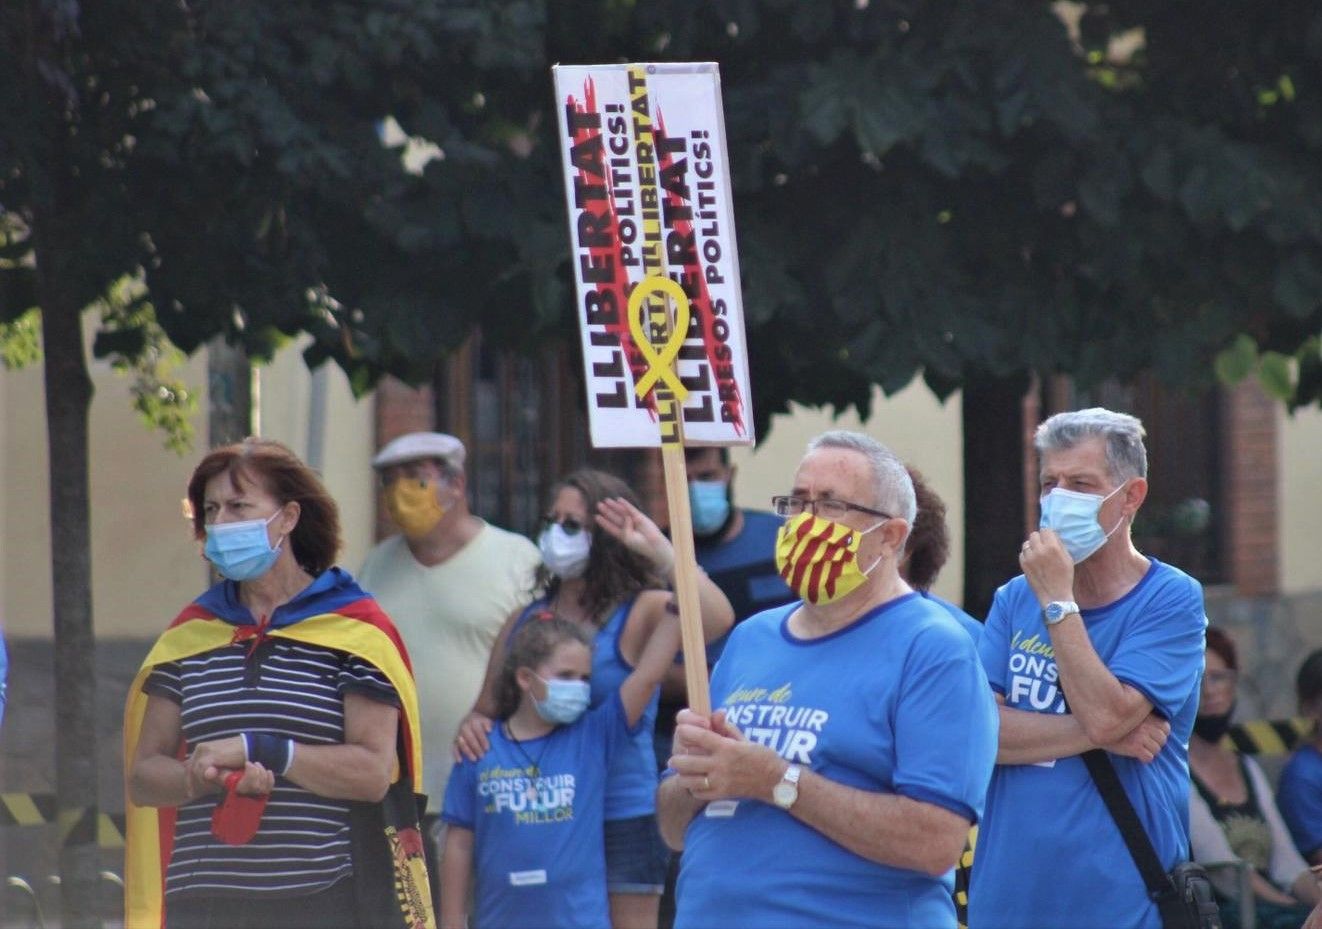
123, 567, 432, 929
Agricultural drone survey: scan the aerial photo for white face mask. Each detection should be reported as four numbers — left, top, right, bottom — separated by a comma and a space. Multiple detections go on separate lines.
538, 523, 592, 579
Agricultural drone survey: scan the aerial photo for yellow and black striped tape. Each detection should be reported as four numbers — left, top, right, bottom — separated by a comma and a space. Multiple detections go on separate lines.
0, 793, 125, 848
954, 824, 977, 929
1224, 716, 1312, 756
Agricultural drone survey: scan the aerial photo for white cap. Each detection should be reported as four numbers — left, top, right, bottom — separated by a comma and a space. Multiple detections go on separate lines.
371, 432, 466, 471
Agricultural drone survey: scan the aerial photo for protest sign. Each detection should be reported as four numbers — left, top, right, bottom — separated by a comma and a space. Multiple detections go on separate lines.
554, 62, 755, 713
553, 61, 754, 450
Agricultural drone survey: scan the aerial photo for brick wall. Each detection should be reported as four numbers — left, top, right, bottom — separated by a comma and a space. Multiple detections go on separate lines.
1220, 380, 1279, 596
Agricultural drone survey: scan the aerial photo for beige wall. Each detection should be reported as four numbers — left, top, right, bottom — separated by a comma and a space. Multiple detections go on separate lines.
1279, 404, 1322, 595
731, 381, 967, 607
258, 339, 377, 575
2, 321, 376, 639
5, 323, 1318, 641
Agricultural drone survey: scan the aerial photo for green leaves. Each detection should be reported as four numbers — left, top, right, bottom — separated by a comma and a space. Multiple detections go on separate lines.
6, 0, 1322, 451
1214, 332, 1322, 407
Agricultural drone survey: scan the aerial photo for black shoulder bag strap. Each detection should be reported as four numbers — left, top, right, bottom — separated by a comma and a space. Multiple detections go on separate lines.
1081, 749, 1186, 928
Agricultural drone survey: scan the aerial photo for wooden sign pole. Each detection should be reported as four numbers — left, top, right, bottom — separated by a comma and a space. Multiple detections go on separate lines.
627, 275, 711, 717
555, 62, 756, 718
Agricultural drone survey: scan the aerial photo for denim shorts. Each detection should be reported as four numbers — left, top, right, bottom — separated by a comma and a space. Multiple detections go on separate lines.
604, 814, 671, 894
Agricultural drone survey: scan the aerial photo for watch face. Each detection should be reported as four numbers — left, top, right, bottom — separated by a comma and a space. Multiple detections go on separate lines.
773, 782, 797, 808
1045, 602, 1076, 623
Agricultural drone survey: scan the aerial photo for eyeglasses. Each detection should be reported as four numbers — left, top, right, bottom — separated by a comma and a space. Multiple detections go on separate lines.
770, 495, 893, 522
541, 515, 587, 536
1202, 669, 1238, 689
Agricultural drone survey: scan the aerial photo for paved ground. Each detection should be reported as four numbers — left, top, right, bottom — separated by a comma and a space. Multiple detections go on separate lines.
1, 638, 152, 927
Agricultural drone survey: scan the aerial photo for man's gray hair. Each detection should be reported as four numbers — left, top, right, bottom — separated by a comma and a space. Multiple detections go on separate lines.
1034, 408, 1148, 482
806, 430, 918, 526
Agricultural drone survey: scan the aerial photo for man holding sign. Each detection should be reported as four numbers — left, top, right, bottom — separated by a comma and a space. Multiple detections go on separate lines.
658, 431, 998, 929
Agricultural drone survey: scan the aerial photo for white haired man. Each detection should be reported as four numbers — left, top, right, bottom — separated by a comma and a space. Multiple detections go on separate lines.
659, 430, 998, 929
969, 408, 1206, 929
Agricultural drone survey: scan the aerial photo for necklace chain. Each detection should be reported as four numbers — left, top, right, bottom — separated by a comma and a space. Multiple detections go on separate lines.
505, 723, 553, 810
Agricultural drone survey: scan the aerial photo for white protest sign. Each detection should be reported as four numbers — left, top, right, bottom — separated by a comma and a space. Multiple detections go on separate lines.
553, 62, 754, 449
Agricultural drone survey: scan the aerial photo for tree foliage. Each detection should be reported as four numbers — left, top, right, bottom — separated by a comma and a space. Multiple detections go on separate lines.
6, 1, 1320, 437
334, 0, 1322, 434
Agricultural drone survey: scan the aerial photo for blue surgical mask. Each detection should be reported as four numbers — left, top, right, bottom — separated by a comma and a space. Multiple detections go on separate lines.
538, 524, 591, 579
204, 510, 284, 581
533, 676, 591, 725
689, 480, 731, 537
1039, 482, 1128, 564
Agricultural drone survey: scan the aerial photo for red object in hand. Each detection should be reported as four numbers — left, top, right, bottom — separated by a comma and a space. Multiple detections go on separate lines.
210, 771, 269, 845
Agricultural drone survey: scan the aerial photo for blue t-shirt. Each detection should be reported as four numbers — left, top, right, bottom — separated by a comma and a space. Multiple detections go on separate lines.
1278, 744, 1322, 860
919, 590, 982, 643
674, 595, 998, 929
969, 558, 1205, 929
442, 694, 635, 929
511, 599, 659, 820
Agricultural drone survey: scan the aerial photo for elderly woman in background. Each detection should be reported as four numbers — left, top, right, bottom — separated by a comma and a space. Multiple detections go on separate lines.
125, 438, 431, 929
900, 465, 982, 643
1188, 627, 1319, 929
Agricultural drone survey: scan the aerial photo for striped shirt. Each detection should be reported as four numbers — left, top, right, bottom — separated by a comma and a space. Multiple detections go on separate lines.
145, 638, 398, 898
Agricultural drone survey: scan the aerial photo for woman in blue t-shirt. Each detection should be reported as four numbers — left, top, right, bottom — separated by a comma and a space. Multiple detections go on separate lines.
441, 613, 680, 929
456, 469, 733, 929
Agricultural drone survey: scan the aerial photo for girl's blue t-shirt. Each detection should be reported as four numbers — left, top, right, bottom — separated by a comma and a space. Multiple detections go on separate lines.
511, 598, 661, 820
674, 594, 998, 929
442, 694, 635, 929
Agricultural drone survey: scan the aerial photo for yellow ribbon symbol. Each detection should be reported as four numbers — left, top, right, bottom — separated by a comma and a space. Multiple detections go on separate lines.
628, 275, 691, 401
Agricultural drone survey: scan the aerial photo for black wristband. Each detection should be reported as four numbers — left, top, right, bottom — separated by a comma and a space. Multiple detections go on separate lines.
245, 733, 293, 775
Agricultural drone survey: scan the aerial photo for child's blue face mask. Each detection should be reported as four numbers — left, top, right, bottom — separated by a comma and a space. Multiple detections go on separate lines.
1039, 481, 1128, 564
533, 676, 591, 725
204, 510, 284, 581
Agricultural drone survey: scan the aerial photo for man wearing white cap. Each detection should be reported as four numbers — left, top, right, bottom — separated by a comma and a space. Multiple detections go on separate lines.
359, 431, 540, 906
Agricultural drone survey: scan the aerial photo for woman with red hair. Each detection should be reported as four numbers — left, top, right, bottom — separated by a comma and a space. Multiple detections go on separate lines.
1188, 626, 1320, 928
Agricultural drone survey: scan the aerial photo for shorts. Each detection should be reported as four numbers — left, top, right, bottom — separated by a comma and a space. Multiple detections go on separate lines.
604, 814, 671, 894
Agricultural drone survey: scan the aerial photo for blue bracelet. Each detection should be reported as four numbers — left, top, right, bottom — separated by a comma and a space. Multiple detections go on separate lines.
244, 733, 293, 776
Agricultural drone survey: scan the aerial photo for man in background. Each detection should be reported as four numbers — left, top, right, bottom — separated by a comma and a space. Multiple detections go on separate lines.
358, 431, 541, 913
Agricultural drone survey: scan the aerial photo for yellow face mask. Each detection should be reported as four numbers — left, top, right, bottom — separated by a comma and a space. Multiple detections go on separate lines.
385, 478, 446, 539
774, 511, 884, 605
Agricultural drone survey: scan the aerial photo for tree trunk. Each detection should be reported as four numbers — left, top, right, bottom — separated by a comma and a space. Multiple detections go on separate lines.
206, 334, 254, 445
35, 248, 102, 927
961, 373, 1033, 620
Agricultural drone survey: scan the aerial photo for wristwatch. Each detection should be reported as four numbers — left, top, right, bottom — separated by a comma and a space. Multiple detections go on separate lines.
1043, 600, 1080, 626
772, 764, 802, 810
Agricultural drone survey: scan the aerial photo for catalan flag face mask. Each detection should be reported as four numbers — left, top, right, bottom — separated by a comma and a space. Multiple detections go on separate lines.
775, 512, 887, 605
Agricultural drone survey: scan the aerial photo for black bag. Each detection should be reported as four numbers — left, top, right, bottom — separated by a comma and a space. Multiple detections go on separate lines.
1082, 749, 1222, 929
348, 780, 435, 929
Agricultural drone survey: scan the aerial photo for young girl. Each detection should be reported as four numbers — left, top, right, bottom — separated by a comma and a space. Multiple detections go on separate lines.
440, 613, 681, 929
455, 468, 733, 929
